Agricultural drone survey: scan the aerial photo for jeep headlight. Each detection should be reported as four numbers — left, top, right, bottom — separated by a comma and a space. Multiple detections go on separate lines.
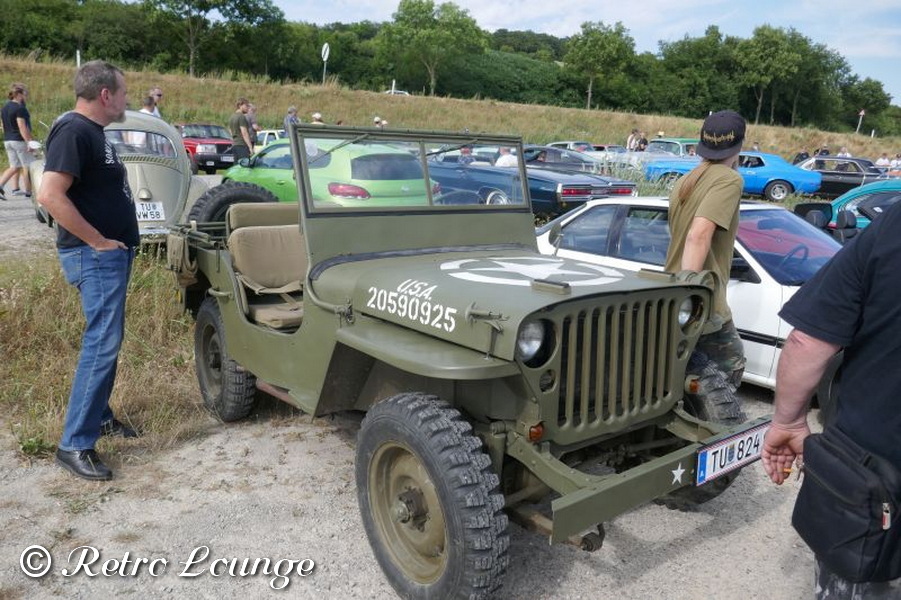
196, 143, 216, 154
516, 319, 546, 363
678, 295, 704, 329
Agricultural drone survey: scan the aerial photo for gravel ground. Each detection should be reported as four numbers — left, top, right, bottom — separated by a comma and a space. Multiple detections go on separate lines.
0, 190, 815, 599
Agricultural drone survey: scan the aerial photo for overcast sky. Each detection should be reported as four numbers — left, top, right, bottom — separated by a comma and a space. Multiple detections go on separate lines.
271, 0, 901, 113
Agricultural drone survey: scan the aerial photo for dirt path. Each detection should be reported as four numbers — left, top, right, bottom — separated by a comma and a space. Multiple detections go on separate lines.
0, 192, 813, 599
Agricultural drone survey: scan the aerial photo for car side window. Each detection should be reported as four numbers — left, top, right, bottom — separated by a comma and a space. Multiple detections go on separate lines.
559, 205, 618, 255
615, 208, 670, 266
256, 145, 292, 169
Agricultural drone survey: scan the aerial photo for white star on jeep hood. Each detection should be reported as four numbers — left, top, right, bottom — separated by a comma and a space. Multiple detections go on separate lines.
440, 256, 622, 287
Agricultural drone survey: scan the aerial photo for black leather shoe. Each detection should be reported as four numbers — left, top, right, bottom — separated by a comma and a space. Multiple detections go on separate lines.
55, 449, 113, 481
100, 419, 138, 438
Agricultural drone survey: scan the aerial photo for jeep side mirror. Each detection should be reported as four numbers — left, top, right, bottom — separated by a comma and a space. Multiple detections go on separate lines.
730, 256, 760, 283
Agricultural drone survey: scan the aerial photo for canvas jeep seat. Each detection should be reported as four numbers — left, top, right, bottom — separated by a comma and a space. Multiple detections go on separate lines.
226, 203, 307, 329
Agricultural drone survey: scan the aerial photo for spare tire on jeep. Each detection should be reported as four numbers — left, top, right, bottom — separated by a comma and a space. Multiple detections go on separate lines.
187, 181, 280, 234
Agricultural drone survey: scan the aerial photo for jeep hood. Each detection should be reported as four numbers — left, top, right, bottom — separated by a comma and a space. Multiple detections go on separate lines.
312, 249, 706, 360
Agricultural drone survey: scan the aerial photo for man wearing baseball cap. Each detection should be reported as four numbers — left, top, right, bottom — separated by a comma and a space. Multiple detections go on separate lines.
664, 109, 747, 421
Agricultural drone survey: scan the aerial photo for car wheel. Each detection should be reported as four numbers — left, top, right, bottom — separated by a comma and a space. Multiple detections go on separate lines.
660, 172, 682, 190
764, 180, 793, 202
194, 297, 257, 422
203, 167, 217, 175
483, 189, 511, 205
187, 181, 279, 236
356, 393, 509, 600
657, 358, 745, 510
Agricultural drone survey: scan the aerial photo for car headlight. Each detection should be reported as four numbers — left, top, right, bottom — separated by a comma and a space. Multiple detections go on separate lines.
516, 320, 546, 363
196, 144, 216, 154
677, 295, 704, 329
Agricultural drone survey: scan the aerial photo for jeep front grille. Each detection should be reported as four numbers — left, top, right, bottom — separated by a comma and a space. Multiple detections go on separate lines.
556, 297, 675, 429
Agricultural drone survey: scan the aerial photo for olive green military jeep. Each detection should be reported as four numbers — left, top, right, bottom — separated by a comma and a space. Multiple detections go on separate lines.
168, 125, 770, 600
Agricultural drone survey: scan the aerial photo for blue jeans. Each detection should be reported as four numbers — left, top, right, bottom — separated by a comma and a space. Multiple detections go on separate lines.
57, 246, 135, 451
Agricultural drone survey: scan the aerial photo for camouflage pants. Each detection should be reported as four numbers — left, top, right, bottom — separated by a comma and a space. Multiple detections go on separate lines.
693, 319, 746, 388
815, 559, 901, 599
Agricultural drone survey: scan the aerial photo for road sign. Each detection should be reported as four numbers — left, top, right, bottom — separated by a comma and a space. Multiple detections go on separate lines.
321, 43, 330, 62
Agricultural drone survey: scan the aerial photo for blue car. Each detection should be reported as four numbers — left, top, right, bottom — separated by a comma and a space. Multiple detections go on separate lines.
829, 179, 901, 229
645, 151, 822, 202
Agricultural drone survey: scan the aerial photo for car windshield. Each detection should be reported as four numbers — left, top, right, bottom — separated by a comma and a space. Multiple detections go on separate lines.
737, 208, 841, 285
182, 124, 230, 139
104, 130, 178, 157
298, 133, 529, 213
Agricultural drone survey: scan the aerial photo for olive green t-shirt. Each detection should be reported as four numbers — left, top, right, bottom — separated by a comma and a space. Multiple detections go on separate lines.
229, 112, 250, 148
664, 164, 742, 325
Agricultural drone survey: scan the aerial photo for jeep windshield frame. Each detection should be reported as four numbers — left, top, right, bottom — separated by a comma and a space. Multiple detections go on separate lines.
288, 124, 540, 272
290, 125, 532, 216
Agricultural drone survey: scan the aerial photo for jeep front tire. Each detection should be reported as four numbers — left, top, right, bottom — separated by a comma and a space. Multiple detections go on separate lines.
356, 393, 509, 600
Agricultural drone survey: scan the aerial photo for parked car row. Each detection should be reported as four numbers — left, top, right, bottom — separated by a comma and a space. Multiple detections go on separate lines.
644, 152, 822, 202
223, 139, 638, 215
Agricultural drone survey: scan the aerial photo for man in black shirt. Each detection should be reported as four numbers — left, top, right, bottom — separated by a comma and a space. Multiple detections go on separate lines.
762, 201, 901, 596
37, 60, 140, 481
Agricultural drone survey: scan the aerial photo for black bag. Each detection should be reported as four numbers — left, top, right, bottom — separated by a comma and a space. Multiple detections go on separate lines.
792, 425, 901, 583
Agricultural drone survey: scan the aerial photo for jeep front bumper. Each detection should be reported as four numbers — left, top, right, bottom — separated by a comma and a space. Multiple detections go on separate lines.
506, 414, 771, 544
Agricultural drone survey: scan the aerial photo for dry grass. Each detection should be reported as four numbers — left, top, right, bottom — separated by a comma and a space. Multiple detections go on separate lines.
0, 249, 209, 459
3, 53, 899, 164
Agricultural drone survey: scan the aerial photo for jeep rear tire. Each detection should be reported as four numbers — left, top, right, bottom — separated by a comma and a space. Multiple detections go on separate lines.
195, 297, 257, 422
356, 393, 509, 600
187, 181, 279, 235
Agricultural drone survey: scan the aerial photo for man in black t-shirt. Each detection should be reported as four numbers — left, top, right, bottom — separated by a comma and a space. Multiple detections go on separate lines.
37, 60, 139, 482
762, 201, 901, 596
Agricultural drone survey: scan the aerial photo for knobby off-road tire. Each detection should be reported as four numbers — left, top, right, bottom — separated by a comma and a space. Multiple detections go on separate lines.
660, 359, 746, 510
356, 393, 509, 600
187, 181, 279, 236
194, 297, 256, 422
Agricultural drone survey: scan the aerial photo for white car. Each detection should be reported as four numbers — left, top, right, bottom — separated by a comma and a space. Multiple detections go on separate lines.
536, 196, 842, 389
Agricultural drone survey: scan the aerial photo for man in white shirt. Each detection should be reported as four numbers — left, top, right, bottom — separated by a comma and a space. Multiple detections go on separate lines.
495, 146, 517, 167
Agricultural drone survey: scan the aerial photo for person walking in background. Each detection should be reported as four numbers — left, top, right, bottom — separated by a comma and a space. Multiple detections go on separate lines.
246, 103, 262, 135
495, 146, 517, 167
139, 95, 155, 116
148, 87, 162, 118
283, 106, 300, 132
636, 131, 648, 152
228, 98, 253, 160
0, 82, 37, 200
836, 146, 851, 158
792, 147, 810, 164
37, 60, 140, 481
626, 128, 639, 151
310, 112, 325, 125
762, 200, 901, 598
664, 110, 747, 403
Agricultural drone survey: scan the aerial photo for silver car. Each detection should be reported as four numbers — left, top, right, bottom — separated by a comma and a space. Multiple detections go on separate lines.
30, 110, 210, 238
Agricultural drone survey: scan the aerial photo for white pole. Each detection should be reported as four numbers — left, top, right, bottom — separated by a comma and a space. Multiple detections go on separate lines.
76, 49, 81, 68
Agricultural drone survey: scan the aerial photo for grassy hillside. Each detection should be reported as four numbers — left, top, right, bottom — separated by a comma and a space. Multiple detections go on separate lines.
3, 54, 899, 166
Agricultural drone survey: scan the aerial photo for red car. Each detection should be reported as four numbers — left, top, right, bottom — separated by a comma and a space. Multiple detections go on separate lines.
177, 123, 235, 175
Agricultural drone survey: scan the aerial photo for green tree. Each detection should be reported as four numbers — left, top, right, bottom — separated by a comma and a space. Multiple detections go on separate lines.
144, 0, 283, 77
563, 21, 634, 110
377, 0, 487, 96
736, 25, 801, 125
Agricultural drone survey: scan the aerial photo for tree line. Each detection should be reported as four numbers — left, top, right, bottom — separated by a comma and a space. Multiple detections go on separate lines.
4, 0, 899, 135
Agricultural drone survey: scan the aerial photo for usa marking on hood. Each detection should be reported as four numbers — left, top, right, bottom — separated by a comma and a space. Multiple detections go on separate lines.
440, 256, 623, 287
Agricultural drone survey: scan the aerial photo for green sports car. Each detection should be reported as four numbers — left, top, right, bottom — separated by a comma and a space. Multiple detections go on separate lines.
223, 139, 435, 207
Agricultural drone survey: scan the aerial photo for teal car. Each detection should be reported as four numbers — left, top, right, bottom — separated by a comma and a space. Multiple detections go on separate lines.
829, 179, 901, 228
223, 139, 433, 207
